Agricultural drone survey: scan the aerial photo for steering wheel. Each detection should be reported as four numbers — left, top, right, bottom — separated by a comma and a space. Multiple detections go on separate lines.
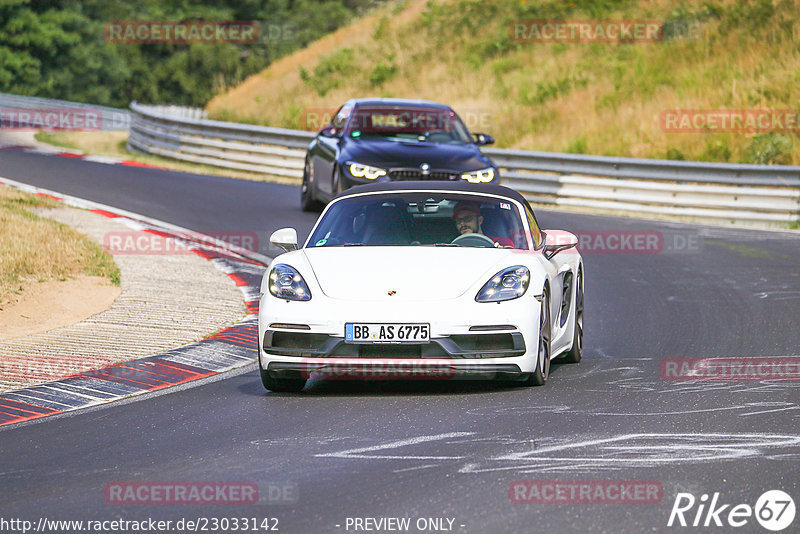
451, 232, 496, 248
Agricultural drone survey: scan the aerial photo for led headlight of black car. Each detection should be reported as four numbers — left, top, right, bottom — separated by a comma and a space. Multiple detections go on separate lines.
460, 167, 495, 183
347, 162, 387, 180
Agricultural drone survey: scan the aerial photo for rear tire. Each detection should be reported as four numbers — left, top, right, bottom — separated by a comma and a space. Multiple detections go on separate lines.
260, 365, 307, 393
518, 289, 550, 387
559, 269, 583, 364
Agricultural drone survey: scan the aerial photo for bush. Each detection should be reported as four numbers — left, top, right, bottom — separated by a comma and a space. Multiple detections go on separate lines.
566, 137, 588, 154
518, 75, 588, 106
700, 139, 732, 162
300, 48, 356, 96
744, 133, 793, 164
666, 148, 685, 160
370, 61, 397, 86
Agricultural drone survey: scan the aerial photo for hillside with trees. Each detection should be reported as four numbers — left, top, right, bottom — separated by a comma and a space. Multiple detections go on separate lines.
0, 0, 384, 107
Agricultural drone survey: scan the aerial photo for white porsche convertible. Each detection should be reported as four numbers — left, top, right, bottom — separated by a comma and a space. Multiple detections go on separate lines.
258, 181, 583, 392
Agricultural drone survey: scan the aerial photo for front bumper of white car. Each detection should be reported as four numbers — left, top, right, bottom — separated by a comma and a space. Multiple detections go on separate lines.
258, 292, 542, 381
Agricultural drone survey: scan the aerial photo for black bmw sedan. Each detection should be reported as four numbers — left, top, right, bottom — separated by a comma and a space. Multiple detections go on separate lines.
301, 98, 498, 211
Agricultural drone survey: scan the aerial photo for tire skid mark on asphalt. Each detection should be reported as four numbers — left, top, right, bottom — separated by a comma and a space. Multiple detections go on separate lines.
560, 350, 800, 396
739, 404, 800, 416
476, 401, 800, 418
457, 432, 800, 474
0, 179, 267, 429
311, 431, 800, 475
392, 464, 440, 473
315, 432, 476, 460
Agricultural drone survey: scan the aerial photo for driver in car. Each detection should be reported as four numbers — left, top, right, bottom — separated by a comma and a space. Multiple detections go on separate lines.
452, 201, 514, 247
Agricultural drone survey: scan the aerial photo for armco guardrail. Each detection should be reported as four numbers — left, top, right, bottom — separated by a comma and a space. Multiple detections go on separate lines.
127, 102, 800, 226
489, 150, 800, 226
128, 102, 311, 178
0, 92, 129, 130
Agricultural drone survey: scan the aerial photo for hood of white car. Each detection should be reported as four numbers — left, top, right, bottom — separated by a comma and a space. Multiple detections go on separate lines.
302, 247, 515, 301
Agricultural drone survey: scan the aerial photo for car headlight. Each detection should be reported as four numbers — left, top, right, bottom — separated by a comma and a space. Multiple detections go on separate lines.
268, 264, 311, 301
460, 167, 495, 184
348, 162, 387, 180
476, 266, 530, 302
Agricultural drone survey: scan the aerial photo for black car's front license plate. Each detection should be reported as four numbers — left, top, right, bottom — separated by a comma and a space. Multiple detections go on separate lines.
345, 323, 430, 344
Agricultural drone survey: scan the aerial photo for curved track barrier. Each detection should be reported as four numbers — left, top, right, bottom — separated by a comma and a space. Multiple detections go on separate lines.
128, 102, 309, 178
0, 92, 129, 130
128, 102, 800, 228
494, 151, 800, 226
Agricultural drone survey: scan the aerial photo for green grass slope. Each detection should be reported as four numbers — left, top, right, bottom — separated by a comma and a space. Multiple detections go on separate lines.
207, 0, 800, 164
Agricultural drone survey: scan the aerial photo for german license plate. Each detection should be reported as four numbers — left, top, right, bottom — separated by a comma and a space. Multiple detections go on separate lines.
345, 323, 430, 344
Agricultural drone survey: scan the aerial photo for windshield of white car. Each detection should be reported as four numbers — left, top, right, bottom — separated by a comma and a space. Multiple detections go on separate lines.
306, 193, 530, 249
344, 107, 473, 144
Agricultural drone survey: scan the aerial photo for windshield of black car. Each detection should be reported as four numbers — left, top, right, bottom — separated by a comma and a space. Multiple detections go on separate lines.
344, 107, 473, 144
306, 192, 529, 249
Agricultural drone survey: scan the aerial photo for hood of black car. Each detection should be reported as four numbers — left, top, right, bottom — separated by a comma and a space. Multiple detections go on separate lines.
340, 139, 493, 172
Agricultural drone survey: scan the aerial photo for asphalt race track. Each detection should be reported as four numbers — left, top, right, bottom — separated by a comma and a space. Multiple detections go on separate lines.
1, 148, 799, 533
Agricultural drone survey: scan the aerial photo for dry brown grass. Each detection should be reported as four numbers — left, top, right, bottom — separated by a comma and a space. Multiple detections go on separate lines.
206, 0, 435, 124
37, 130, 130, 157
0, 186, 120, 306
207, 0, 800, 164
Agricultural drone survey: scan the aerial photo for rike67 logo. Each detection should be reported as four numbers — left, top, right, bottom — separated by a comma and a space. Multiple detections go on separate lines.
668, 490, 795, 531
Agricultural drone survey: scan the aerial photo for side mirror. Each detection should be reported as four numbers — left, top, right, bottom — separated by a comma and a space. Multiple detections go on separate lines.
473, 133, 495, 146
543, 230, 578, 260
270, 227, 298, 253
319, 126, 339, 138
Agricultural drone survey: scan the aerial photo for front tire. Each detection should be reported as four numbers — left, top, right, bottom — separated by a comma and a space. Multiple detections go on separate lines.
518, 289, 550, 387
260, 365, 307, 393
301, 160, 322, 212
332, 165, 345, 196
